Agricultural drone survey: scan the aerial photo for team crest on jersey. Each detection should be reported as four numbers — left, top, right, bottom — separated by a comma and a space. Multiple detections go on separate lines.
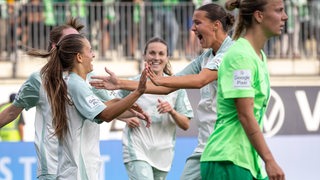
86, 95, 102, 108
233, 70, 251, 88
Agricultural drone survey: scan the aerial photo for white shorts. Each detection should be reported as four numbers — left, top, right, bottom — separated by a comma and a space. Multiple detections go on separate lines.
180, 152, 202, 180
125, 160, 168, 180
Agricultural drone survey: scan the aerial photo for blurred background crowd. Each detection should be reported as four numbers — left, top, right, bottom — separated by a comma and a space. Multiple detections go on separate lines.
0, 0, 319, 65
1, 0, 319, 142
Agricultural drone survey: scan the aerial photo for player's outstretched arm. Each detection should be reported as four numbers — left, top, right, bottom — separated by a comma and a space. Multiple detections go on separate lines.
0, 105, 24, 128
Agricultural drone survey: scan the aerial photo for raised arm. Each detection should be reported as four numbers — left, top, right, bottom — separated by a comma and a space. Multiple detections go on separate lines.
146, 65, 218, 89
104, 98, 150, 124
97, 69, 151, 127
90, 67, 175, 94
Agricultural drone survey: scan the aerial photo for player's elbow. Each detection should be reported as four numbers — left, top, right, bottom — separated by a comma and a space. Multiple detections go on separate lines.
180, 121, 190, 131
97, 112, 116, 123
103, 117, 114, 123
194, 79, 209, 88
181, 126, 189, 131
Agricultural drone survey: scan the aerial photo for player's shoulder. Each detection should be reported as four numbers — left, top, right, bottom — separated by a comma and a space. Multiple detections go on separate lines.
29, 71, 41, 82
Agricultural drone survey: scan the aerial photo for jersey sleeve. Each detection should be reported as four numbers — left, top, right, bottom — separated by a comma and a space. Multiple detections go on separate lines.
175, 52, 204, 76
92, 88, 117, 102
174, 89, 194, 119
219, 54, 255, 99
68, 75, 106, 122
117, 75, 140, 98
205, 51, 223, 70
13, 72, 41, 110
206, 36, 234, 71
87, 71, 117, 101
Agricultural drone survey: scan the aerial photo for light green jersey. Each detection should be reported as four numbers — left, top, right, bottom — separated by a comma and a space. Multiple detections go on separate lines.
201, 38, 270, 179
176, 36, 233, 153
119, 74, 193, 172
13, 72, 57, 178
13, 71, 113, 179
57, 72, 107, 180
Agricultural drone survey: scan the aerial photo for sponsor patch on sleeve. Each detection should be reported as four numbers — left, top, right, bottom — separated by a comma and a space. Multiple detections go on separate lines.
86, 95, 103, 109
233, 70, 251, 88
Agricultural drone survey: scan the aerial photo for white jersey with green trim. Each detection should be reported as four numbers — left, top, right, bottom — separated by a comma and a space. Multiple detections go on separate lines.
119, 74, 194, 172
175, 36, 234, 153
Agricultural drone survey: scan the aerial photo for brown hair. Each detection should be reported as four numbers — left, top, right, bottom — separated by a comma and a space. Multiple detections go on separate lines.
197, 3, 235, 33
47, 17, 84, 51
225, 0, 268, 40
143, 37, 173, 76
28, 34, 87, 140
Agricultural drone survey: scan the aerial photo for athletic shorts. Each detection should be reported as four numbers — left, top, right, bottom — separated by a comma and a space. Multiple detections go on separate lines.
38, 174, 56, 180
125, 160, 168, 180
180, 152, 202, 180
201, 161, 269, 180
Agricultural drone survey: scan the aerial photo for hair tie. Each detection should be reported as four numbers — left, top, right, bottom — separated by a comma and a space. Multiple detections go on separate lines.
55, 44, 60, 49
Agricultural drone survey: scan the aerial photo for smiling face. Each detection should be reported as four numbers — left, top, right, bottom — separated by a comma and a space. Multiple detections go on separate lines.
79, 38, 95, 74
260, 0, 288, 37
191, 10, 218, 49
144, 41, 168, 76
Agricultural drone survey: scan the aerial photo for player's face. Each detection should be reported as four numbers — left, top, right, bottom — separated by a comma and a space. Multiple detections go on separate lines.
191, 10, 217, 49
80, 38, 95, 73
260, 0, 288, 37
144, 42, 168, 75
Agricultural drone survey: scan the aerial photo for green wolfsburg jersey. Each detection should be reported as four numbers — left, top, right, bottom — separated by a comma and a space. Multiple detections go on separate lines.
201, 38, 270, 179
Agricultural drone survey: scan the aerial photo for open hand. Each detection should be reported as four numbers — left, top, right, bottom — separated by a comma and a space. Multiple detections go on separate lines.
157, 99, 172, 114
89, 67, 120, 90
145, 63, 162, 86
125, 117, 141, 128
265, 160, 285, 180
137, 69, 147, 94
129, 103, 151, 128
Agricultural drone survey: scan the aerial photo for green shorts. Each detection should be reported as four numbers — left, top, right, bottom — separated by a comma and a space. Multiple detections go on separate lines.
201, 161, 268, 180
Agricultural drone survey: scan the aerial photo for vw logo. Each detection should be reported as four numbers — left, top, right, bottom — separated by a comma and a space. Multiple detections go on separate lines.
263, 88, 285, 137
